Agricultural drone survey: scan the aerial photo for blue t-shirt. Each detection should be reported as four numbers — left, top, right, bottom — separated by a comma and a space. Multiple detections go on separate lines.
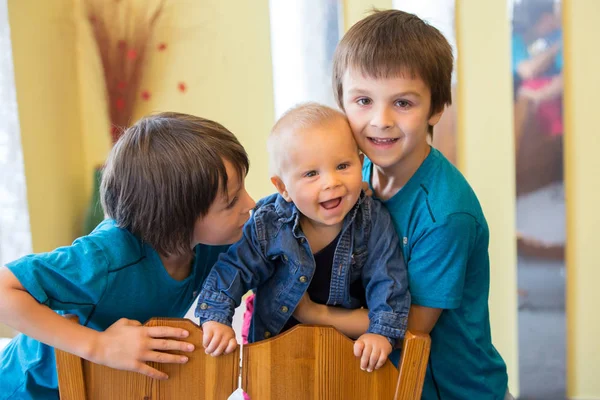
0, 219, 228, 400
363, 148, 508, 400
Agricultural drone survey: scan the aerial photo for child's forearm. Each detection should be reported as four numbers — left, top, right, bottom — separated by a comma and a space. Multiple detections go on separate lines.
0, 267, 100, 360
298, 303, 370, 339
407, 304, 442, 334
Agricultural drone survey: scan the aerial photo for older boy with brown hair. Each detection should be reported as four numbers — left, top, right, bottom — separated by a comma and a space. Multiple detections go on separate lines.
328, 9, 511, 399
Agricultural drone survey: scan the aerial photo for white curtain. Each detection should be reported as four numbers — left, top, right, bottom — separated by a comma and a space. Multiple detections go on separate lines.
269, 0, 342, 119
0, 0, 32, 268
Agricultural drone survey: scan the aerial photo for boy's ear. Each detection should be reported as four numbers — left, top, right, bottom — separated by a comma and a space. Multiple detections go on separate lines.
428, 108, 445, 127
271, 176, 292, 202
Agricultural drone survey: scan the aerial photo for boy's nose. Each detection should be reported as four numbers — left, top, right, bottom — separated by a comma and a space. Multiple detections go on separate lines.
242, 190, 256, 211
370, 106, 393, 129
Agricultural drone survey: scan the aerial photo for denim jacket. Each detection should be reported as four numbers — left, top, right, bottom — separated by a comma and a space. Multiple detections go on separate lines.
195, 192, 410, 346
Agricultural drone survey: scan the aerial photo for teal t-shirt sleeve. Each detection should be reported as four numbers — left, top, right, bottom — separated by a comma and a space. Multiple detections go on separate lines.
6, 236, 109, 310
512, 34, 529, 75
408, 213, 477, 309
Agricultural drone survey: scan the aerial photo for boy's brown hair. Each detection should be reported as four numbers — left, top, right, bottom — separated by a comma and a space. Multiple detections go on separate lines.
101, 112, 249, 256
332, 9, 453, 133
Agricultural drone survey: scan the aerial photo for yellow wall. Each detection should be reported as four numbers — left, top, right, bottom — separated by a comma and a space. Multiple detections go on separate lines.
343, 0, 392, 29
9, 0, 276, 255
8, 0, 86, 253
456, 1, 518, 394
563, 1, 600, 397
131, 1, 275, 200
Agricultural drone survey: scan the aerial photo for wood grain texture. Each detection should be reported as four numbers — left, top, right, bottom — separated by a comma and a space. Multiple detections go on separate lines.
394, 331, 431, 400
56, 317, 239, 400
242, 325, 430, 400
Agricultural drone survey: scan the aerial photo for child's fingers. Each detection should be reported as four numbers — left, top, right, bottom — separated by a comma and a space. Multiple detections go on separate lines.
202, 329, 214, 349
146, 325, 190, 339
367, 348, 381, 372
143, 350, 189, 365
136, 362, 169, 380
205, 333, 223, 354
360, 343, 373, 371
375, 350, 388, 370
225, 338, 238, 354
353, 340, 365, 358
212, 337, 231, 356
149, 338, 195, 352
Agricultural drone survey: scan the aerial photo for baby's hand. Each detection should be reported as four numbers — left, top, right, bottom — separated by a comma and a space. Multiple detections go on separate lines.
201, 321, 237, 356
353, 333, 392, 372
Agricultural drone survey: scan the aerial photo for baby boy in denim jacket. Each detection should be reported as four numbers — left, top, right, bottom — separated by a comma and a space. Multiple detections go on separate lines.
196, 103, 410, 372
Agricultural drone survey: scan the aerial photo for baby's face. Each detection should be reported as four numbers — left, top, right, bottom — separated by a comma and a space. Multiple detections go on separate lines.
279, 118, 363, 230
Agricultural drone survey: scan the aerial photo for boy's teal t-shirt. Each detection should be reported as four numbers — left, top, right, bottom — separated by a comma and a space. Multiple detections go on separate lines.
0, 219, 228, 400
363, 148, 508, 400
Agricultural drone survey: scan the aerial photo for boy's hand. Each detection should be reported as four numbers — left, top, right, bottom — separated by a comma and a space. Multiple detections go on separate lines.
201, 321, 237, 357
353, 333, 392, 372
92, 318, 195, 380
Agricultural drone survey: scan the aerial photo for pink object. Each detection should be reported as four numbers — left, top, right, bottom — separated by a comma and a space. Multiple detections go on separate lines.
241, 294, 255, 345
241, 294, 255, 400
521, 77, 563, 136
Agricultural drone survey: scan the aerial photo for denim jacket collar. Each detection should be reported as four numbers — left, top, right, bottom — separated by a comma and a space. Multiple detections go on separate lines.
268, 190, 367, 239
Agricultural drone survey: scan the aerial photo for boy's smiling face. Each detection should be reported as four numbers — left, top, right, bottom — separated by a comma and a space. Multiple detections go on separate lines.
192, 159, 256, 246
341, 68, 443, 174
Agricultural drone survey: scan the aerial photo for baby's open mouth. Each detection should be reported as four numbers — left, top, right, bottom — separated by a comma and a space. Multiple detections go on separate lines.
320, 197, 342, 210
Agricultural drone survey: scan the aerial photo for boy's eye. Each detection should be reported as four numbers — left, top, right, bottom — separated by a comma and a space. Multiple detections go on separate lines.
357, 98, 371, 106
337, 163, 349, 170
394, 100, 411, 108
304, 171, 318, 178
226, 197, 239, 209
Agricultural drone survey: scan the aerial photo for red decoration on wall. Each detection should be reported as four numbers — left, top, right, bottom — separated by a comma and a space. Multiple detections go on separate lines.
157, 42, 167, 51
178, 82, 187, 93
85, 0, 165, 144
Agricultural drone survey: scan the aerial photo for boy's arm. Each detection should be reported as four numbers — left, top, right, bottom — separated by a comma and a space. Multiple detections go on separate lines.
292, 293, 369, 339
0, 266, 193, 380
407, 304, 442, 334
196, 219, 271, 326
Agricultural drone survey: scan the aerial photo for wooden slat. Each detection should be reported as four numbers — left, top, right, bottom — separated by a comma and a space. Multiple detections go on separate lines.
55, 315, 87, 400
242, 325, 400, 400
394, 331, 431, 400
56, 317, 240, 400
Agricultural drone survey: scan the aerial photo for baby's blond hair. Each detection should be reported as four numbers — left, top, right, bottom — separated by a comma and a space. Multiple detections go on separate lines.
267, 102, 350, 176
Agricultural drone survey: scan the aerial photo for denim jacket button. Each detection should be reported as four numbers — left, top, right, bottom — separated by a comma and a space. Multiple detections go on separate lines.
299, 275, 307, 283
280, 305, 289, 313
299, 237, 305, 244
264, 331, 272, 339
199, 302, 208, 310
